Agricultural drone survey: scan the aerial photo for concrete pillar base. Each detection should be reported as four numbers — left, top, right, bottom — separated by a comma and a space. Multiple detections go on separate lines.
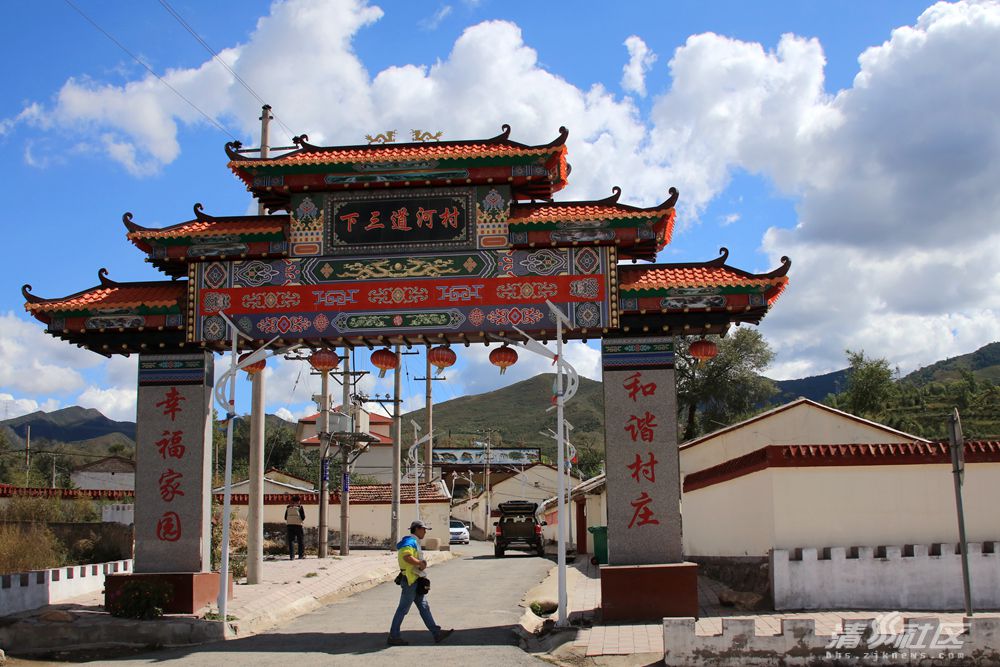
600, 561, 698, 621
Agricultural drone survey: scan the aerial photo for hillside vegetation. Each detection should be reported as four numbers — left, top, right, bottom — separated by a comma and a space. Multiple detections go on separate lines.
2, 341, 997, 487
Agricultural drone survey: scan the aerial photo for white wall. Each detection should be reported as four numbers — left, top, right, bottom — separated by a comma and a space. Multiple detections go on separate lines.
0, 560, 133, 615
682, 462, 1000, 558
680, 402, 923, 476
226, 500, 450, 544
102, 503, 135, 525
771, 463, 1000, 551
772, 542, 1000, 610
682, 470, 776, 557
70, 471, 135, 491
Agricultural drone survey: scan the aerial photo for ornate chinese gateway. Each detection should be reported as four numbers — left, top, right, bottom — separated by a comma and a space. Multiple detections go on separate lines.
23, 125, 789, 619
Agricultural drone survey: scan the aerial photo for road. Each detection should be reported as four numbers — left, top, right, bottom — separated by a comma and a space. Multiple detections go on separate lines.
76, 540, 554, 666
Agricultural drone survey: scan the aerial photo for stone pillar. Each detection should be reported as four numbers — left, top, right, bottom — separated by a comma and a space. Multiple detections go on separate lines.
602, 336, 682, 563
599, 337, 696, 620
247, 370, 265, 583
133, 352, 214, 573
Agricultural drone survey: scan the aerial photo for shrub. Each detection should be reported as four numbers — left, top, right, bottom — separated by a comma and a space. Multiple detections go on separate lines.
71, 536, 97, 562
0, 496, 99, 523
0, 496, 64, 522
210, 505, 248, 580
0, 524, 65, 574
61, 497, 99, 522
106, 579, 174, 620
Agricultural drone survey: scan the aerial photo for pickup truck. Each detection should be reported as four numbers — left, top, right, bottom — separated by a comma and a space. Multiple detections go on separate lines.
494, 500, 545, 558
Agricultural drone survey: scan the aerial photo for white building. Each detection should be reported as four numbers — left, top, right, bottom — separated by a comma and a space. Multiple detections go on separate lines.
70, 456, 135, 491
297, 407, 406, 483
213, 468, 316, 494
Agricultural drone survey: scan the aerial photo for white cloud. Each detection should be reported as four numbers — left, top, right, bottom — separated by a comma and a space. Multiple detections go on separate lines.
10, 0, 1000, 383
0, 312, 100, 396
420, 5, 453, 30
621, 35, 657, 96
721, 213, 740, 226
0, 393, 61, 420
77, 386, 136, 422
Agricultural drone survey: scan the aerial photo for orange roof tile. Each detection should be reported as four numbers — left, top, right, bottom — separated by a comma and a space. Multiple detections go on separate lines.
23, 274, 185, 314
509, 187, 677, 225
232, 142, 563, 168
510, 203, 671, 224
619, 265, 784, 291
227, 127, 568, 170
127, 218, 284, 241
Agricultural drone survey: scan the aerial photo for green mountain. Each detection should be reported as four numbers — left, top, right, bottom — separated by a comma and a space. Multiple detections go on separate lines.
403, 373, 605, 455
901, 341, 1000, 385
1, 406, 135, 445
769, 369, 850, 404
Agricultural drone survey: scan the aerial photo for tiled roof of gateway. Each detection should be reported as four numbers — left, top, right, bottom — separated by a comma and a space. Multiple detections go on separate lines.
509, 187, 678, 224
618, 249, 791, 298
124, 207, 286, 242
227, 125, 568, 168
23, 270, 184, 313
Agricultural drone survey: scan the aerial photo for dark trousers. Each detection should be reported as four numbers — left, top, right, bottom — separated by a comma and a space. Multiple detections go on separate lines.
287, 525, 304, 559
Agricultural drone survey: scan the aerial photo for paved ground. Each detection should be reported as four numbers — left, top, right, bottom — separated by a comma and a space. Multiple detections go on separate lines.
8, 540, 553, 667
9, 541, 996, 666
554, 557, 999, 661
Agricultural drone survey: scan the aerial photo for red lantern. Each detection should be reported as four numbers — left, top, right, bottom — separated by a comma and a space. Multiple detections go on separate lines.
308, 348, 340, 372
371, 347, 399, 378
689, 338, 718, 363
239, 350, 266, 375
489, 345, 518, 375
428, 345, 456, 373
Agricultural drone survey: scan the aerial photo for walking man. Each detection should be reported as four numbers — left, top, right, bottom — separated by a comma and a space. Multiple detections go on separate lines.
285, 494, 305, 560
387, 520, 453, 646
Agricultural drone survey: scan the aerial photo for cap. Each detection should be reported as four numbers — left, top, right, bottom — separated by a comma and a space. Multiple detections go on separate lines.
409, 520, 431, 532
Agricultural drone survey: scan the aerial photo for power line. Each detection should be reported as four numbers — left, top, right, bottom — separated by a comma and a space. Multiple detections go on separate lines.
63, 0, 239, 141
156, 0, 296, 143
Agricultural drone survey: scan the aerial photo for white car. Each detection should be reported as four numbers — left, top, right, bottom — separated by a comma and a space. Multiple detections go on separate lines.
449, 519, 470, 544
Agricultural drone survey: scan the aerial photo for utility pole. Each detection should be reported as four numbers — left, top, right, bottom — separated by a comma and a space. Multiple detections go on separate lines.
485, 430, 492, 535
25, 425, 30, 486
257, 104, 271, 216
317, 364, 331, 558
339, 349, 352, 556
949, 408, 973, 616
413, 352, 445, 482
392, 345, 402, 546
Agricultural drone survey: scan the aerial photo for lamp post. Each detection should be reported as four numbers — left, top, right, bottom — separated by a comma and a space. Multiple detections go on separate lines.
509, 300, 578, 628
212, 312, 299, 620
240, 351, 267, 585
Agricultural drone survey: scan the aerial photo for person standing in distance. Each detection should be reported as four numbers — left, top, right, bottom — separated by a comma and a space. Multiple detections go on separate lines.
284, 494, 305, 560
387, 520, 453, 646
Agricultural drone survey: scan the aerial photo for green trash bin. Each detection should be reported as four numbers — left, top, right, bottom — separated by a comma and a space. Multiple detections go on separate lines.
588, 526, 608, 566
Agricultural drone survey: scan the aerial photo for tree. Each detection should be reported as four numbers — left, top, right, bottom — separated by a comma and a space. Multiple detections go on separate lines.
676, 328, 777, 440
834, 349, 898, 420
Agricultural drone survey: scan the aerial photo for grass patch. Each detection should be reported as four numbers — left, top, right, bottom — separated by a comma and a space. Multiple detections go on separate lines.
204, 612, 239, 622
0, 523, 65, 574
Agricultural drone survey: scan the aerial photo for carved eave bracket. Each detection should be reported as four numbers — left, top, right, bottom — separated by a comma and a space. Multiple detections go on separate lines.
763, 256, 792, 279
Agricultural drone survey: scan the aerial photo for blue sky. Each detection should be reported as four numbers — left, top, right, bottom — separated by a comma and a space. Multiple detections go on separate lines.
1, 0, 998, 423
